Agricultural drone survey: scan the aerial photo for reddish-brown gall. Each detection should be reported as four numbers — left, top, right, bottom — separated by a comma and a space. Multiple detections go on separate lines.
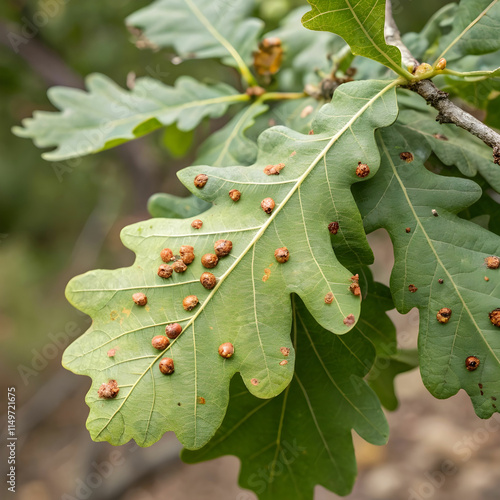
229, 189, 241, 201
159, 357, 175, 375
437, 307, 452, 323
194, 174, 208, 188
324, 292, 334, 304
280, 347, 290, 357
279, 360, 288, 366
179, 245, 195, 265
218, 342, 234, 359
438, 279, 444, 284
264, 163, 285, 175
107, 349, 116, 358
343, 314, 355, 326
132, 292, 147, 306
201, 253, 219, 268
172, 260, 188, 273
183, 295, 199, 311
465, 356, 480, 371
408, 284, 418, 293
406, 227, 411, 233
349, 283, 361, 296
436, 58, 447, 70
152, 335, 170, 350
400, 152, 414, 163
165, 323, 182, 339
251, 378, 259, 386
98, 380, 119, 399
158, 264, 173, 279
485, 256, 500, 269
200, 272, 217, 290
261, 198, 275, 214
356, 162, 370, 178
214, 239, 232, 257
191, 219, 203, 229
489, 308, 500, 327
274, 247, 289, 263
328, 222, 339, 235
160, 248, 174, 262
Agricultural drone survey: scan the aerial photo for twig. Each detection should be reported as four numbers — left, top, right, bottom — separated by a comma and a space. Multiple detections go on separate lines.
384, 0, 418, 71
385, 0, 500, 164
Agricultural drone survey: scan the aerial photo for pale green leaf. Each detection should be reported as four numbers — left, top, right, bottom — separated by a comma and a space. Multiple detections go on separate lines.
435, 0, 500, 63
62, 80, 398, 449
355, 126, 500, 418
13, 74, 245, 161
302, 0, 407, 77
148, 193, 210, 219
182, 296, 389, 499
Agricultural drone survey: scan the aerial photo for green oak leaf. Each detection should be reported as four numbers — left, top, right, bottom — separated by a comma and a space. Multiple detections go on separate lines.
62, 80, 398, 449
434, 0, 500, 64
126, 0, 263, 70
13, 74, 246, 161
148, 193, 211, 219
182, 296, 389, 499
354, 126, 500, 418
396, 109, 500, 192
302, 0, 407, 78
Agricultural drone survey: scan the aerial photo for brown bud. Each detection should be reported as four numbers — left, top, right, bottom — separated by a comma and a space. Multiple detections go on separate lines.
165, 323, 182, 339
485, 256, 500, 269
400, 152, 414, 163
98, 380, 119, 399
324, 292, 334, 304
355, 162, 370, 178
201, 253, 219, 268
183, 295, 199, 311
436, 58, 447, 70
437, 307, 452, 323
229, 189, 241, 201
152, 335, 170, 350
160, 248, 174, 262
489, 308, 500, 327
465, 356, 480, 371
328, 222, 339, 235
159, 357, 175, 375
218, 342, 234, 359
158, 264, 173, 279
264, 163, 285, 175
191, 219, 203, 229
214, 239, 232, 257
132, 292, 147, 306
261, 197, 275, 214
274, 247, 289, 263
172, 260, 188, 273
408, 284, 418, 293
194, 174, 208, 188
200, 272, 217, 290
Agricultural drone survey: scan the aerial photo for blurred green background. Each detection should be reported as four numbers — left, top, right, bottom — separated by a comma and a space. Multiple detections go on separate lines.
3, 2, 479, 500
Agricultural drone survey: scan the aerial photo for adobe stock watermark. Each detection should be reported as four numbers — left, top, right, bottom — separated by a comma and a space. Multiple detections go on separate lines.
61, 442, 141, 500
8, 0, 71, 53
17, 320, 83, 385
50, 64, 170, 183
408, 413, 500, 499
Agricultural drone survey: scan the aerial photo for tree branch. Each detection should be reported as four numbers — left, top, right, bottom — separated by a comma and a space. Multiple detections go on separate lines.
384, 0, 500, 164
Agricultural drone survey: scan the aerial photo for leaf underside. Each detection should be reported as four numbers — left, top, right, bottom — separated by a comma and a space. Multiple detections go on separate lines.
62, 80, 398, 449
355, 126, 500, 418
183, 296, 389, 499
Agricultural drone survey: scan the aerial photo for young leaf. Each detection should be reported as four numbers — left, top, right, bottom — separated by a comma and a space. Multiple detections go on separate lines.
182, 296, 389, 499
148, 193, 211, 219
13, 74, 246, 161
354, 126, 500, 419
434, 0, 500, 63
396, 109, 500, 192
126, 0, 262, 81
62, 80, 399, 449
302, 0, 407, 78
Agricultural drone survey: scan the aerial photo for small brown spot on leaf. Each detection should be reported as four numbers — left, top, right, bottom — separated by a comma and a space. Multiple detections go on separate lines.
432, 209, 438, 217
408, 284, 418, 293
280, 347, 290, 356
274, 247, 289, 263
437, 307, 452, 323
194, 174, 208, 188
308, 129, 314, 135
191, 219, 203, 229
356, 162, 370, 178
485, 256, 500, 269
489, 308, 500, 327
107, 349, 116, 358
98, 380, 119, 399
261, 198, 275, 214
229, 189, 241, 201
197, 397, 206, 404
328, 222, 339, 235
132, 292, 147, 306
492, 396, 497, 401
290, 151, 296, 157
110, 311, 118, 321
465, 356, 480, 371
485, 276, 490, 282
438, 279, 444, 284
406, 227, 411, 233
264, 163, 285, 175
300, 105, 314, 118
279, 360, 288, 366
324, 292, 334, 304
251, 378, 259, 386
481, 391, 484, 396
343, 314, 355, 326
479, 383, 483, 389
400, 152, 414, 163
433, 133, 448, 141
262, 268, 271, 282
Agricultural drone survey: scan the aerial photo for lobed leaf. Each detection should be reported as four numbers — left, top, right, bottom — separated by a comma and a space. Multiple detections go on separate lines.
13, 74, 245, 161
62, 80, 398, 449
302, 0, 406, 77
183, 296, 389, 499
354, 126, 500, 418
